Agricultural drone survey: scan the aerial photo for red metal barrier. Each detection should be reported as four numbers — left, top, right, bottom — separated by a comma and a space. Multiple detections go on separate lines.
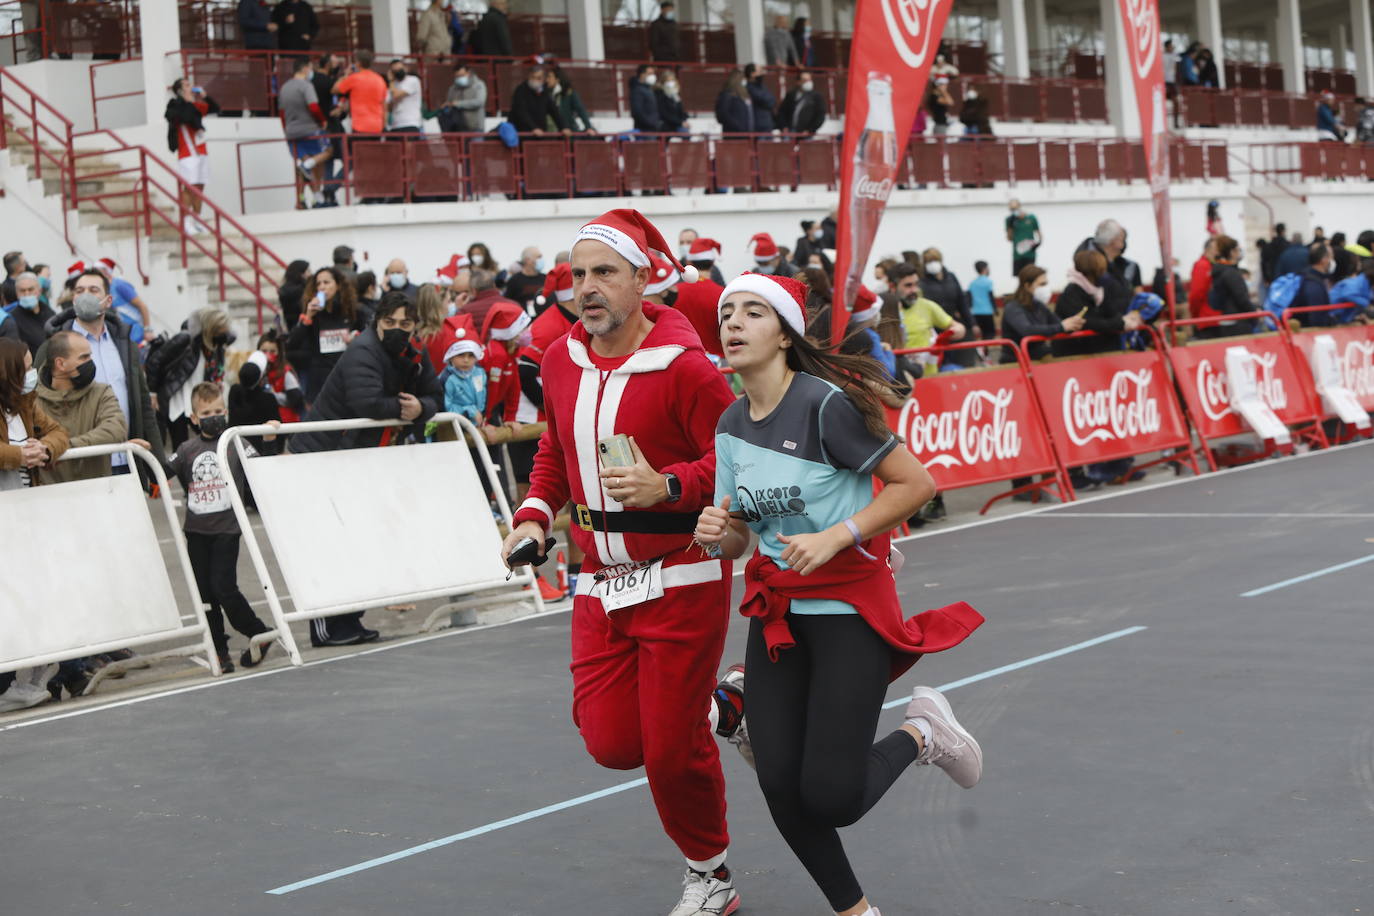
1282, 305, 1374, 443
886, 340, 1073, 513
1163, 313, 1329, 468
1021, 330, 1200, 478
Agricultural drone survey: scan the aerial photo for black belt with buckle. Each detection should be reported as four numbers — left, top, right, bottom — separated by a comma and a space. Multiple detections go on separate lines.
574, 504, 697, 535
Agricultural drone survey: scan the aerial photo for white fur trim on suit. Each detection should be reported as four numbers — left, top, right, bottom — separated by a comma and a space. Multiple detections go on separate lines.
517, 497, 556, 529
717, 274, 807, 336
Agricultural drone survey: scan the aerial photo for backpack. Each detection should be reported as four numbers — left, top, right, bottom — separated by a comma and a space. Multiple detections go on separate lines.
1263, 273, 1303, 318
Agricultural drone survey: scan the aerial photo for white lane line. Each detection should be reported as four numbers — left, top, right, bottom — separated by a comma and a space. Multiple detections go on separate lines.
1239, 554, 1374, 597
265, 624, 1148, 896
1044, 512, 1374, 519
11, 438, 1369, 729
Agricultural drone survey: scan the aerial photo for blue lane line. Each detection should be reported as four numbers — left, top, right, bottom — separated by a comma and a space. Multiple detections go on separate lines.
1240, 553, 1374, 598
266, 778, 650, 895
881, 625, 1149, 709
267, 624, 1149, 896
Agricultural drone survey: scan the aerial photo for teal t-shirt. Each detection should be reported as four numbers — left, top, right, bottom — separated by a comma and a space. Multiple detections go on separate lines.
715, 372, 897, 615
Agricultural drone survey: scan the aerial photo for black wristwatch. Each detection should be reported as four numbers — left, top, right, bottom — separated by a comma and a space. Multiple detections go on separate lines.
663, 473, 682, 503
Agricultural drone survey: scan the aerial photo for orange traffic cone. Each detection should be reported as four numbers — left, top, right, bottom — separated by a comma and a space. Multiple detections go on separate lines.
556, 551, 568, 593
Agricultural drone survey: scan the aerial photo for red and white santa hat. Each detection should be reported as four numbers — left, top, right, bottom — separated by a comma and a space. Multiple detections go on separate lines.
851, 284, 881, 324
644, 253, 681, 297
97, 256, 119, 277
717, 273, 807, 336
482, 301, 532, 342
535, 262, 574, 307
66, 260, 87, 281
686, 237, 722, 264
443, 339, 485, 362
435, 264, 457, 287
749, 232, 780, 264
572, 208, 699, 283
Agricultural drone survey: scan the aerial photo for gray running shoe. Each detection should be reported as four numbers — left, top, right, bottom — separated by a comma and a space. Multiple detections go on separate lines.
667, 867, 740, 916
714, 665, 754, 769
906, 686, 983, 789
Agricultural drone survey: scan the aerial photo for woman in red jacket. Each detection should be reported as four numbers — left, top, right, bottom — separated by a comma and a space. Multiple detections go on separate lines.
694, 274, 985, 916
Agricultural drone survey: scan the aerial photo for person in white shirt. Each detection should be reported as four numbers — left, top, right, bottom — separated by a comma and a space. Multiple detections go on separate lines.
386, 60, 423, 133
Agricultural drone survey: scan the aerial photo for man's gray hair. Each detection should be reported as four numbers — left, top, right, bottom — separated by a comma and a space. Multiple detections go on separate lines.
469, 268, 496, 292
1094, 219, 1125, 248
14, 271, 39, 286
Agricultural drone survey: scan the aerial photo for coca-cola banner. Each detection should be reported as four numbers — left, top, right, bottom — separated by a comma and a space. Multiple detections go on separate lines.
1287, 326, 1374, 413
885, 365, 1061, 491
1030, 351, 1191, 466
1115, 0, 1175, 323
832, 0, 957, 342
1167, 336, 1321, 441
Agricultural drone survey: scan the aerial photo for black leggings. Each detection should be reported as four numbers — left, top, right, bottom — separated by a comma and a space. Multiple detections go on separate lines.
186, 532, 269, 654
745, 614, 919, 912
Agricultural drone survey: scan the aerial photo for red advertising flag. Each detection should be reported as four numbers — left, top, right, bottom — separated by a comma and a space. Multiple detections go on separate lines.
832, 0, 956, 343
1115, 0, 1176, 325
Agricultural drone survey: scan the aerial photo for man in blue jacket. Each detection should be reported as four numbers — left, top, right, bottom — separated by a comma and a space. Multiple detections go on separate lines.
1291, 243, 1336, 326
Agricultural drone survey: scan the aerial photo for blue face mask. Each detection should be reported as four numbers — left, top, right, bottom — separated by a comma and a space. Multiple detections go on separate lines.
38, 276, 50, 293
17, 295, 39, 310
388, 272, 407, 290
446, 300, 458, 317
534, 257, 547, 274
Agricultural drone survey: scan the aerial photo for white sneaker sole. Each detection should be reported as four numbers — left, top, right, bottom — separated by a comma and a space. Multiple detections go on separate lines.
910, 686, 983, 788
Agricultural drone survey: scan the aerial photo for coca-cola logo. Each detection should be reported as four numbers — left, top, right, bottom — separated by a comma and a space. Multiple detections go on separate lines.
898, 387, 1022, 468
1062, 369, 1161, 446
880, 0, 950, 70
1121, 0, 1160, 81
854, 173, 895, 204
1195, 354, 1288, 421
1340, 340, 1374, 397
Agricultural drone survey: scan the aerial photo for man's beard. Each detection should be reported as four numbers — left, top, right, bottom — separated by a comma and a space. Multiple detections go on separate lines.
578, 294, 624, 337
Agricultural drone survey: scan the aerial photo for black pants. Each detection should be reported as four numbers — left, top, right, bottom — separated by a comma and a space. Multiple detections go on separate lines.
1012, 255, 1036, 277
974, 313, 997, 342
186, 532, 269, 655
745, 614, 920, 912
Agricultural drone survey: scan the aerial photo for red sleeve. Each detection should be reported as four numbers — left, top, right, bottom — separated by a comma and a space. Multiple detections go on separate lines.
513, 358, 571, 532
659, 353, 736, 511
308, 102, 325, 124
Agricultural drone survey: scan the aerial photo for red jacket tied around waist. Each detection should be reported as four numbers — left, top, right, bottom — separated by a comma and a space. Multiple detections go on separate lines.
740, 532, 985, 681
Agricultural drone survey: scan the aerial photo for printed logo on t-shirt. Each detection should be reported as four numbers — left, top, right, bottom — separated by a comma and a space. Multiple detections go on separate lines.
187, 451, 230, 515
783, 439, 798, 450
735, 485, 808, 522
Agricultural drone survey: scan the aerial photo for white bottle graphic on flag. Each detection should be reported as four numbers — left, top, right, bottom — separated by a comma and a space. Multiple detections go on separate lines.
844, 73, 898, 313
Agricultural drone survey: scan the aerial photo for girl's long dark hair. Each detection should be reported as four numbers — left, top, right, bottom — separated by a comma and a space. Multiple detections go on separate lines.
0, 337, 31, 417
778, 319, 894, 443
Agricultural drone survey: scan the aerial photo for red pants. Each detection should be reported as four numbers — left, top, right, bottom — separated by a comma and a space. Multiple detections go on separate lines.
570, 558, 732, 862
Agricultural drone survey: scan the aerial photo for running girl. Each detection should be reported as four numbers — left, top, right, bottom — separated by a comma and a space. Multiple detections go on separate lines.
695, 273, 986, 916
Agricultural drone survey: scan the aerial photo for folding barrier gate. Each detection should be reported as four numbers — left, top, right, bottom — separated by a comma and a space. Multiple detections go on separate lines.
1282, 305, 1374, 444
217, 413, 545, 666
0, 443, 220, 690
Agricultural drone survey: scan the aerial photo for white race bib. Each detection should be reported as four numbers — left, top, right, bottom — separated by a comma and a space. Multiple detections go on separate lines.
319, 328, 348, 354
599, 559, 665, 613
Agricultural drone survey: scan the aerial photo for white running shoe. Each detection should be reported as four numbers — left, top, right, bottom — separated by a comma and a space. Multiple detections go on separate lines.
0, 664, 57, 712
667, 867, 740, 916
713, 665, 754, 770
906, 686, 983, 789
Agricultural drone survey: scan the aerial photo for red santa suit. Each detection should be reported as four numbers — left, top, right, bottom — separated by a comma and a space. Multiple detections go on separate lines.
511, 211, 736, 868
514, 263, 577, 423
481, 302, 531, 423
675, 237, 726, 356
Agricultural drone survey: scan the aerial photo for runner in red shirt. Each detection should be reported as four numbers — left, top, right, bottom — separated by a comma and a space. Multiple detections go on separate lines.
673, 237, 727, 357
501, 209, 744, 915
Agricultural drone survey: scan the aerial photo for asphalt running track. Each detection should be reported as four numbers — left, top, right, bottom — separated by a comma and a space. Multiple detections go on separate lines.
5, 441, 1373, 915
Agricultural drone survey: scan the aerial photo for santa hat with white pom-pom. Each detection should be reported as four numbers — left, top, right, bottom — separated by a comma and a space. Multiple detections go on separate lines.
572, 208, 699, 285
644, 253, 681, 298
535, 262, 575, 308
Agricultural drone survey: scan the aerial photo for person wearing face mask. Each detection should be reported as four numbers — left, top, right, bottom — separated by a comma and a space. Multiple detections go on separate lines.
441, 61, 487, 133
508, 64, 567, 135
918, 248, 975, 368
1291, 242, 1339, 327
629, 64, 664, 133
778, 70, 826, 136
742, 63, 777, 133
168, 382, 275, 672
927, 76, 954, 135
39, 267, 163, 480
145, 307, 235, 449
465, 242, 504, 286
385, 60, 423, 134
503, 246, 547, 311
999, 265, 1084, 364
382, 258, 419, 302
791, 16, 814, 66
461, 264, 519, 332
656, 71, 688, 133
0, 337, 67, 493
287, 266, 368, 402
888, 261, 963, 378
254, 330, 304, 423
2, 250, 28, 305
548, 67, 595, 134
648, 1, 680, 62
3, 270, 54, 356
33, 329, 126, 485
415, 281, 477, 374
793, 219, 830, 267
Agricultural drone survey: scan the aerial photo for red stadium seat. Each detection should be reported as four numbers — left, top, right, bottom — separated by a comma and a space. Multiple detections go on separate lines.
757, 140, 796, 188
1072, 142, 1102, 182
797, 140, 836, 187
666, 139, 710, 191
713, 139, 756, 190
469, 140, 519, 196
521, 141, 571, 196
1009, 140, 1042, 183
573, 139, 621, 193
1043, 141, 1071, 181
411, 138, 465, 200
352, 140, 407, 200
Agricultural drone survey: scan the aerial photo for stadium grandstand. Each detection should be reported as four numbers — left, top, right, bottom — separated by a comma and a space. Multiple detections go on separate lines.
2, 2, 1373, 913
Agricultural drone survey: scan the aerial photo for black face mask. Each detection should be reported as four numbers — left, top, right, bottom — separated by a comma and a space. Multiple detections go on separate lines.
380, 327, 411, 357
197, 415, 229, 439
70, 360, 97, 390
213, 331, 235, 348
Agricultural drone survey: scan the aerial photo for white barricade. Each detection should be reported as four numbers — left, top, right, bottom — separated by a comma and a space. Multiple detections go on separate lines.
1306, 335, 1373, 431
0, 443, 220, 690
1225, 346, 1292, 445
217, 413, 544, 666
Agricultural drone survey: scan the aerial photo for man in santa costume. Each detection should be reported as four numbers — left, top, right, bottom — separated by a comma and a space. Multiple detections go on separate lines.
746, 232, 798, 277
501, 209, 742, 915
